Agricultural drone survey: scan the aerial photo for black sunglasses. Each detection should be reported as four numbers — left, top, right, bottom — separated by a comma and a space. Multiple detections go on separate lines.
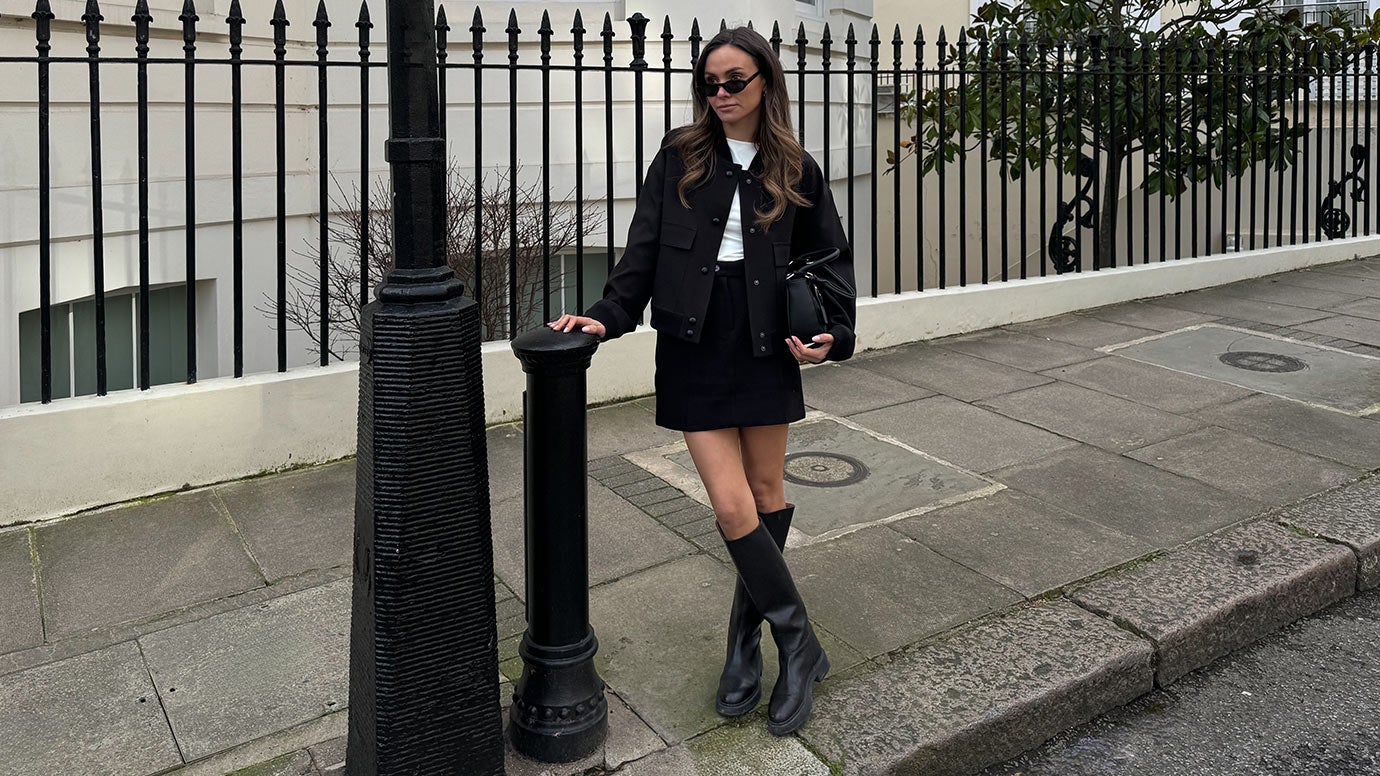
698, 71, 761, 97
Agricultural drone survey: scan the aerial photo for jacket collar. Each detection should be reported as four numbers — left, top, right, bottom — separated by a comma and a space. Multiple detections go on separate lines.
713, 132, 765, 176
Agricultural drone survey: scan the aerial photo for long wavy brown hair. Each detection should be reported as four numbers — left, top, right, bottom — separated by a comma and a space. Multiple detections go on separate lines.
672, 27, 810, 232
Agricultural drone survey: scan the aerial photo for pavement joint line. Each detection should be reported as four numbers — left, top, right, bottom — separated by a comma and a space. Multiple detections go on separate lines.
209, 489, 270, 587
27, 525, 47, 645
136, 637, 187, 765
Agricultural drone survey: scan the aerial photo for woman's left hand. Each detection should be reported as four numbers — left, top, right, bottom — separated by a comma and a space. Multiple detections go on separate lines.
786, 333, 832, 365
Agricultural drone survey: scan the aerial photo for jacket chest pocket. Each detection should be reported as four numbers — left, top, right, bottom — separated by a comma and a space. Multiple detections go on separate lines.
661, 222, 697, 252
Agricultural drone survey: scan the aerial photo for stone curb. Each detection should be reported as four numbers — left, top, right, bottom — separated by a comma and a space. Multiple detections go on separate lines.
797, 600, 1154, 776
1071, 518, 1358, 688
1272, 475, 1380, 592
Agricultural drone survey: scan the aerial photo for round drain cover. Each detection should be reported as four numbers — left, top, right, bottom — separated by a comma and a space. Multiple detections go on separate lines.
783, 452, 869, 488
1218, 351, 1308, 373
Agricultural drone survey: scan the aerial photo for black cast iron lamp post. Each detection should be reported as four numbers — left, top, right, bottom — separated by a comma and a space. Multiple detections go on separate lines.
509, 327, 608, 761
345, 0, 505, 773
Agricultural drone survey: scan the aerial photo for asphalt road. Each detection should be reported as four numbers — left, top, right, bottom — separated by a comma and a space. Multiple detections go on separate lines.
984, 587, 1380, 776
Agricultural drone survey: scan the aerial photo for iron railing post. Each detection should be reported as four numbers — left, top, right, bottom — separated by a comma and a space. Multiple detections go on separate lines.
508, 327, 608, 763
345, 0, 504, 772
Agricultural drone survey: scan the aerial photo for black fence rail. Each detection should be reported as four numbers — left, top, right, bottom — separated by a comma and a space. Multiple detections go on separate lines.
4, 1, 1378, 405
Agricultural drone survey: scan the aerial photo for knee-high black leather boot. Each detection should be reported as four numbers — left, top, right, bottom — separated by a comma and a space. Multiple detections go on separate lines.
715, 505, 794, 716
722, 519, 829, 736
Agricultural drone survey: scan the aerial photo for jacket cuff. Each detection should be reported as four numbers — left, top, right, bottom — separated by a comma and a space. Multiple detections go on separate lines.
585, 299, 634, 341
825, 324, 855, 362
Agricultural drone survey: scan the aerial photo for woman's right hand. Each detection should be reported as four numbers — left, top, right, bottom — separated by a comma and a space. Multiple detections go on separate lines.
547, 314, 607, 338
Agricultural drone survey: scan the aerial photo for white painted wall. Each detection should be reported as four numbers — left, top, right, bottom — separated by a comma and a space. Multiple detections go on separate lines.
0, 0, 876, 407
4, 236, 1376, 525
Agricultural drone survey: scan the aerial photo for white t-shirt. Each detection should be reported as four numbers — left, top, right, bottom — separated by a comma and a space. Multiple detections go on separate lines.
715, 138, 758, 263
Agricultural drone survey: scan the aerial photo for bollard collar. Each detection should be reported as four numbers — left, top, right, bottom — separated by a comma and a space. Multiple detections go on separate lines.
512, 327, 600, 374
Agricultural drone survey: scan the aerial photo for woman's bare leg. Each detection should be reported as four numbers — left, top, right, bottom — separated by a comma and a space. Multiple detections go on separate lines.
684, 428, 759, 540
739, 424, 790, 515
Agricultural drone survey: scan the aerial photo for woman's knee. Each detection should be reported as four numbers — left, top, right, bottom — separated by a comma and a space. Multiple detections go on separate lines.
747, 479, 785, 514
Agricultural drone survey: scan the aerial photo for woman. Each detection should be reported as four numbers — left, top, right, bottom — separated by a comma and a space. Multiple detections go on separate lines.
548, 26, 855, 736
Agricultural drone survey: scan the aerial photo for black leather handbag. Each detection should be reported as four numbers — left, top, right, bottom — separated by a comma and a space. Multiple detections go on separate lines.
784, 247, 855, 344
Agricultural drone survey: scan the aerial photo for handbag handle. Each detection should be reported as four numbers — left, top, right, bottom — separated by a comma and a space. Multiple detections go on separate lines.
785, 248, 841, 278
786, 248, 855, 301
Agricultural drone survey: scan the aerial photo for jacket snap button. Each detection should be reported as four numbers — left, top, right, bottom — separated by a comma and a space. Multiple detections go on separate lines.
760, 346, 767, 352
749, 227, 757, 234
688, 317, 697, 324
725, 170, 734, 177
687, 328, 695, 336
712, 217, 721, 225
753, 279, 760, 286
759, 332, 765, 339
700, 267, 709, 274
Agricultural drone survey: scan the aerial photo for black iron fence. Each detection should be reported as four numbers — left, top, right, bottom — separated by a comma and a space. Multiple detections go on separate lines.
5, 1, 1379, 405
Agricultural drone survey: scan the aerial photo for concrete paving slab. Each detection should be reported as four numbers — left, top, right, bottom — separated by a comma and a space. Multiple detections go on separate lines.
487, 423, 526, 504
1081, 301, 1220, 331
36, 493, 263, 639
937, 329, 1103, 372
1070, 521, 1356, 686
1219, 276, 1365, 310
1126, 427, 1360, 504
1314, 260, 1380, 280
789, 526, 1022, 657
850, 395, 1079, 474
892, 490, 1155, 597
1153, 289, 1333, 326
490, 479, 694, 601
617, 724, 830, 776
1042, 355, 1253, 414
800, 361, 936, 416
1267, 267, 1380, 297
991, 446, 1263, 548
225, 751, 315, 776
1293, 313, 1380, 347
588, 402, 683, 459
215, 461, 354, 582
800, 600, 1152, 776
1109, 324, 1380, 415
1193, 394, 1380, 468
978, 381, 1204, 453
1327, 296, 1380, 321
852, 345, 1053, 402
588, 555, 863, 744
139, 580, 350, 760
664, 417, 995, 541
306, 736, 345, 773
0, 530, 42, 655
1006, 314, 1158, 348
1274, 476, 1380, 591
0, 641, 181, 776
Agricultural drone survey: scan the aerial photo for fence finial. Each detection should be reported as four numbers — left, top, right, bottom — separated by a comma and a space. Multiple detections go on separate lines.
357, 0, 370, 29
227, 0, 243, 50
935, 25, 945, 45
470, 6, 484, 36
507, 8, 520, 62
314, 0, 329, 53
132, 0, 152, 48
770, 21, 781, 55
540, 9, 553, 60
270, 0, 288, 52
435, 4, 447, 34
180, 0, 198, 53
870, 22, 881, 46
797, 21, 807, 48
34, 0, 54, 54
917, 23, 924, 46
572, 8, 584, 37
719, 18, 727, 33
83, 0, 103, 48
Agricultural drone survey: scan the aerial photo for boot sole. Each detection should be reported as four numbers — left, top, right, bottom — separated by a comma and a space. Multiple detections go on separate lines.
766, 651, 830, 737
716, 685, 762, 717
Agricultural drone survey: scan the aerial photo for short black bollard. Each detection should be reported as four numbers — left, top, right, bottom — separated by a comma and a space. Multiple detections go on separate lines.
508, 327, 608, 762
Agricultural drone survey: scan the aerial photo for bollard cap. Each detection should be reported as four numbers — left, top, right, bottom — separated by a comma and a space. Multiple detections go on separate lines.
512, 326, 600, 374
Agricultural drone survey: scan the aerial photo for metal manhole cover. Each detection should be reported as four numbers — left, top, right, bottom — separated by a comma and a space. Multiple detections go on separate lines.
783, 452, 869, 488
1218, 351, 1308, 373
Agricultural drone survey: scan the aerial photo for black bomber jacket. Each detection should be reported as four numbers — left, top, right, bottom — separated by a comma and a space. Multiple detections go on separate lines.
584, 130, 856, 361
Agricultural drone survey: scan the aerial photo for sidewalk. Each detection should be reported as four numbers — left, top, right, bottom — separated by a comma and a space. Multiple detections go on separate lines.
2, 258, 1379, 776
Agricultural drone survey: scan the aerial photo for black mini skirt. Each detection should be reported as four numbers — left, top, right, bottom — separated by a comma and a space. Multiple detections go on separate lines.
653, 261, 806, 432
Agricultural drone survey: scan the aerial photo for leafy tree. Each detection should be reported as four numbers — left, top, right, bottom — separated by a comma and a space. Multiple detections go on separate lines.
890, 0, 1372, 270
